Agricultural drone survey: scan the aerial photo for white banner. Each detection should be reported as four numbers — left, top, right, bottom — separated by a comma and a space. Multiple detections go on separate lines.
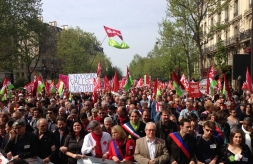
77, 156, 139, 164
68, 73, 97, 92
0, 154, 53, 164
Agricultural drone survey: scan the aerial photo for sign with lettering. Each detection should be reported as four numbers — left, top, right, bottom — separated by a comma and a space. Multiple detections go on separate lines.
189, 82, 201, 98
69, 73, 97, 92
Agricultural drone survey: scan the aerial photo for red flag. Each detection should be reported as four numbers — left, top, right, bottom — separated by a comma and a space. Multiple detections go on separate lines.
24, 82, 34, 93
206, 70, 210, 94
223, 74, 232, 99
104, 76, 110, 92
172, 71, 185, 89
32, 71, 37, 96
168, 81, 173, 90
92, 78, 98, 103
144, 74, 150, 86
120, 77, 125, 89
104, 26, 123, 40
134, 79, 138, 87
97, 61, 101, 76
246, 67, 253, 92
136, 78, 143, 87
180, 74, 189, 90
112, 71, 119, 93
217, 79, 222, 91
242, 82, 247, 90
45, 79, 50, 96
153, 78, 158, 98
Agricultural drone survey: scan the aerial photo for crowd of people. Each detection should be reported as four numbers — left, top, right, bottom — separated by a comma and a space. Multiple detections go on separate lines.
0, 87, 252, 164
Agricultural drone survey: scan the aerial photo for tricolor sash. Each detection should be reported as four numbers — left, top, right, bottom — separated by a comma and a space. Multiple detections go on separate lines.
122, 122, 141, 139
214, 125, 224, 142
169, 132, 191, 159
112, 140, 123, 161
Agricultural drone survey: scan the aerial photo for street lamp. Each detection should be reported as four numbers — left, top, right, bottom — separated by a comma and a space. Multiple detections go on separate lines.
41, 58, 47, 80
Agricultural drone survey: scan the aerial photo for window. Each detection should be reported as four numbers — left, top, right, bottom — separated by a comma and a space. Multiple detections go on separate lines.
225, 8, 229, 22
21, 72, 24, 78
234, 0, 238, 17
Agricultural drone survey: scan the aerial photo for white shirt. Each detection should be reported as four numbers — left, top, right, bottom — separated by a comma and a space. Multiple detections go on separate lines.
81, 132, 111, 156
0, 106, 8, 113
146, 137, 156, 160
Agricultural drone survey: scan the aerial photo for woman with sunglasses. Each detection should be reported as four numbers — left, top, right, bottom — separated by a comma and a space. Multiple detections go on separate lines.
122, 109, 145, 141
60, 120, 87, 164
195, 121, 220, 164
218, 129, 252, 164
227, 108, 240, 132
108, 125, 135, 164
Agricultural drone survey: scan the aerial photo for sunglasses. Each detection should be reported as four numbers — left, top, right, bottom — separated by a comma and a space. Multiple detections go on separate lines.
47, 112, 53, 114
99, 112, 105, 115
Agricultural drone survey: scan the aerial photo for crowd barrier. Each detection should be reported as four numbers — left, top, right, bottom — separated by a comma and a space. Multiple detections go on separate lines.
0, 154, 53, 164
77, 156, 139, 164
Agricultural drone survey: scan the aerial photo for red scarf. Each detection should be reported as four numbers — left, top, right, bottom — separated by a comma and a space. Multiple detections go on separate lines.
118, 115, 128, 125
91, 132, 103, 158
94, 116, 104, 125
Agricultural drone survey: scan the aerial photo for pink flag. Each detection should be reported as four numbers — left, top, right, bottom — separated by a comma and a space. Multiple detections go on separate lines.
180, 74, 189, 90
24, 82, 34, 93
59, 74, 69, 88
246, 67, 253, 92
136, 78, 143, 88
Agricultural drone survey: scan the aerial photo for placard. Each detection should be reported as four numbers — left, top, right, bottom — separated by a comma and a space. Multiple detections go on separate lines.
77, 156, 139, 164
69, 73, 97, 92
189, 82, 200, 98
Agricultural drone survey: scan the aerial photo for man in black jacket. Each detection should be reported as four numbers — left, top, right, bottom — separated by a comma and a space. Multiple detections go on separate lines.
54, 117, 69, 164
5, 120, 38, 160
155, 109, 177, 140
167, 119, 196, 164
34, 118, 56, 163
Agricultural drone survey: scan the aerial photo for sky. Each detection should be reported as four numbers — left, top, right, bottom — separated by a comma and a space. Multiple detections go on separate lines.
42, 0, 168, 74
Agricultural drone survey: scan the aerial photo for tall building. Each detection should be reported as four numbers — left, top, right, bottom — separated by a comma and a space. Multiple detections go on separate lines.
200, 0, 252, 86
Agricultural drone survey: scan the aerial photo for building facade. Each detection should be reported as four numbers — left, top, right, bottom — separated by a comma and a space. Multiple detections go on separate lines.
200, 0, 252, 85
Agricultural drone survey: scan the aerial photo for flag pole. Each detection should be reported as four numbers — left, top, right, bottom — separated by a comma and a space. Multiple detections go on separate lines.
101, 35, 107, 45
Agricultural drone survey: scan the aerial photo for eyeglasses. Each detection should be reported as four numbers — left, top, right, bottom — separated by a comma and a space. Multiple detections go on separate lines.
99, 112, 105, 115
146, 129, 156, 132
47, 112, 53, 114
205, 129, 214, 133
85, 105, 89, 106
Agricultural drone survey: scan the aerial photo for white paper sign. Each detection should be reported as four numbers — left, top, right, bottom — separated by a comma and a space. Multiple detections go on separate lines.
77, 156, 139, 164
69, 73, 97, 92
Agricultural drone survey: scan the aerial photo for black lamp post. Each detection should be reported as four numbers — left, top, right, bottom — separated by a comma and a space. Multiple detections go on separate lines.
41, 58, 47, 80
237, 75, 242, 95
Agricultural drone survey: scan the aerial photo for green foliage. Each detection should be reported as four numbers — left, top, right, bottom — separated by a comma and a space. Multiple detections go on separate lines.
214, 38, 227, 72
14, 78, 29, 88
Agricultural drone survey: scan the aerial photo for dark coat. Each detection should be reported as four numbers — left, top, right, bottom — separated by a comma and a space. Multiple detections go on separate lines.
155, 120, 177, 141
5, 131, 38, 159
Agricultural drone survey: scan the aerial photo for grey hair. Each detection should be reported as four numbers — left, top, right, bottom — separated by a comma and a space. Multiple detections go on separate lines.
104, 117, 112, 123
36, 118, 48, 127
89, 120, 100, 131
91, 108, 98, 113
145, 122, 156, 130
128, 109, 140, 117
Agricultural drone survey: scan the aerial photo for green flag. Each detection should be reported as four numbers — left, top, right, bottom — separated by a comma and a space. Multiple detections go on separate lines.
124, 67, 134, 92
108, 38, 129, 49
173, 81, 183, 97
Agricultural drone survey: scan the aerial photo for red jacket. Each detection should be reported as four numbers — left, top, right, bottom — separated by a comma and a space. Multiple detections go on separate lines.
108, 138, 135, 161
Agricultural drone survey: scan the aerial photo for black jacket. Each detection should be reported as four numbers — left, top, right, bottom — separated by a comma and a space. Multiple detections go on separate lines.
53, 127, 69, 164
33, 130, 56, 162
167, 132, 196, 164
155, 120, 177, 141
5, 131, 38, 159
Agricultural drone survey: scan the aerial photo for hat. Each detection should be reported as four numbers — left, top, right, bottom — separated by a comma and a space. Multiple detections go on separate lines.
17, 106, 25, 110
70, 109, 78, 115
12, 119, 26, 127
50, 98, 56, 102
18, 93, 23, 97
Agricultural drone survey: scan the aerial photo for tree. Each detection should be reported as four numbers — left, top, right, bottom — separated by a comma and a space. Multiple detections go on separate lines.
215, 38, 227, 72
166, 0, 231, 77
0, 0, 49, 81
56, 26, 119, 78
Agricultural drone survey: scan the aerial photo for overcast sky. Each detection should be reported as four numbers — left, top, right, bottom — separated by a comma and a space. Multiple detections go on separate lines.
42, 0, 167, 74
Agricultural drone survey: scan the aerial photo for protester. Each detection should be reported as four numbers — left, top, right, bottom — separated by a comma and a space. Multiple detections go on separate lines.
218, 129, 252, 163
109, 125, 135, 164
167, 119, 196, 164
122, 109, 145, 140
241, 117, 253, 152
81, 120, 111, 159
60, 120, 87, 164
5, 119, 38, 160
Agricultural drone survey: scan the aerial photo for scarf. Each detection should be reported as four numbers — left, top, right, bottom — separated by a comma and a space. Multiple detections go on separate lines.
130, 120, 140, 131
94, 116, 104, 125
91, 132, 103, 158
118, 115, 128, 125
82, 120, 90, 130
242, 125, 252, 152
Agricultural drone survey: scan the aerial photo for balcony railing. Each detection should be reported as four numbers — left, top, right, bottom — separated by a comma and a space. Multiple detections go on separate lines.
234, 10, 238, 17
240, 29, 252, 40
